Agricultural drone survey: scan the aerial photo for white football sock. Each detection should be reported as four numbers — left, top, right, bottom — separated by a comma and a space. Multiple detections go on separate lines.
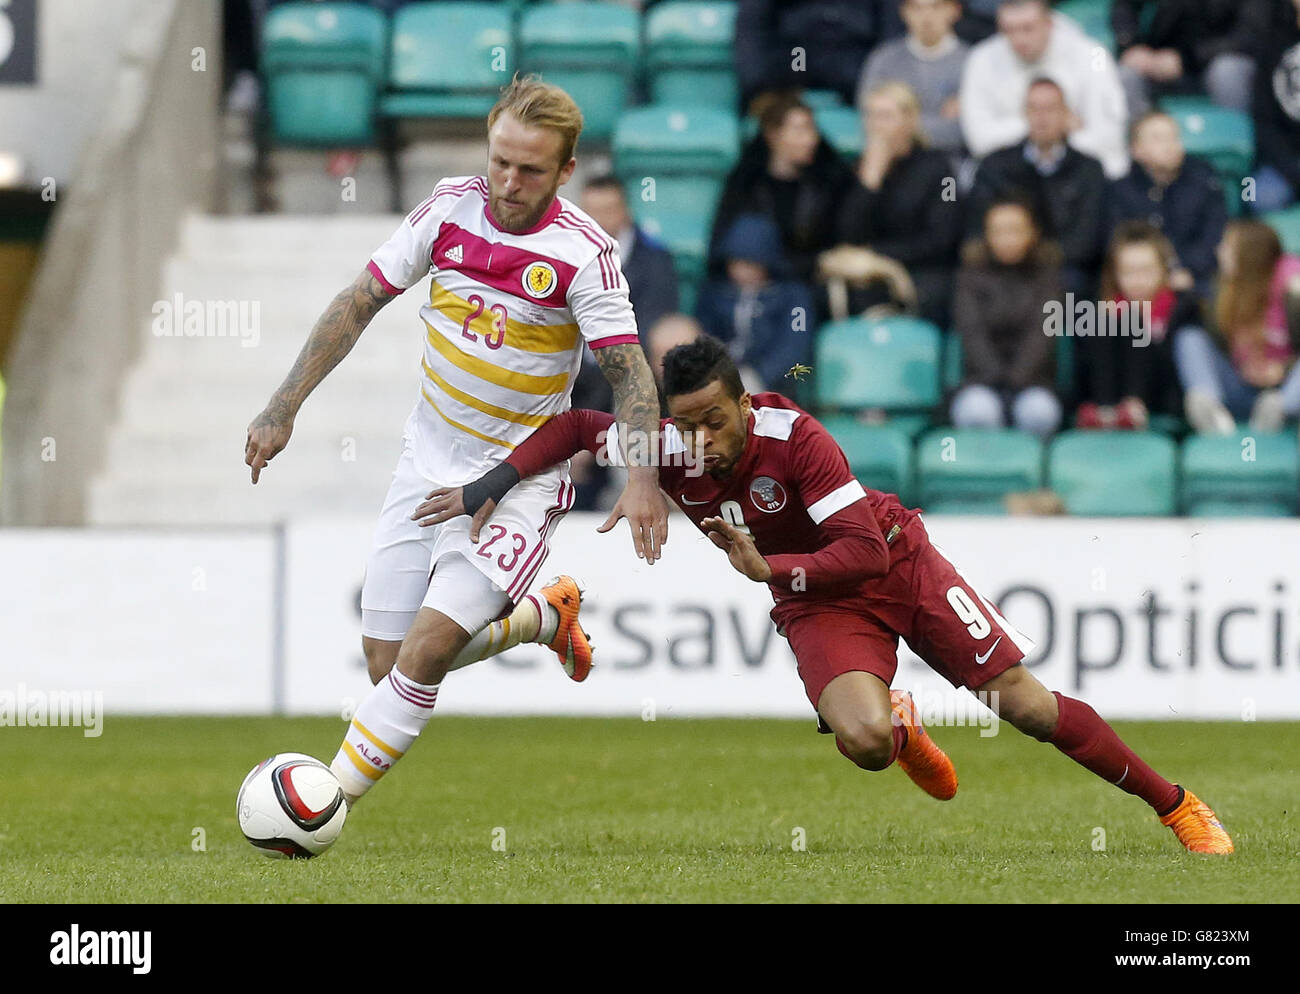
445, 594, 558, 673
330, 667, 439, 804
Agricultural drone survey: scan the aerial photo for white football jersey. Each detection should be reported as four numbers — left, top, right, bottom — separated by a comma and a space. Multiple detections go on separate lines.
368, 175, 639, 484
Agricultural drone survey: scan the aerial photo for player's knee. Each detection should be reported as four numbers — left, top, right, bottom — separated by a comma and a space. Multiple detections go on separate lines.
393, 628, 455, 685
1003, 691, 1059, 741
836, 718, 894, 771
363, 637, 400, 685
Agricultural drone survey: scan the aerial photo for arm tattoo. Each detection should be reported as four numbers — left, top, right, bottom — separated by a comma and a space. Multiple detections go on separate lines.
593, 343, 660, 469
262, 269, 395, 425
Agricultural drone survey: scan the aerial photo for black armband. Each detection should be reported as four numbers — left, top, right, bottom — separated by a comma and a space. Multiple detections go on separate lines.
462, 462, 520, 516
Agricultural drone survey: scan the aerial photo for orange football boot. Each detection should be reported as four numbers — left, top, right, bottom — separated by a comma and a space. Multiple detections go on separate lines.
890, 690, 959, 800
1159, 788, 1234, 854
538, 575, 593, 682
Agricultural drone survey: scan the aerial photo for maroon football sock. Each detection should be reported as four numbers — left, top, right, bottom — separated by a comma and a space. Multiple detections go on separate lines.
836, 724, 907, 768
1048, 691, 1181, 814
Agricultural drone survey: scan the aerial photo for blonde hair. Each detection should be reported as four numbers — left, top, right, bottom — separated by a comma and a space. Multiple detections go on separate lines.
864, 81, 927, 146
488, 73, 584, 165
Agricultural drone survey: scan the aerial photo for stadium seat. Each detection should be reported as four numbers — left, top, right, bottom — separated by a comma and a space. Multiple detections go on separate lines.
380, 2, 514, 119
1263, 206, 1300, 255
1160, 97, 1254, 214
1055, 0, 1115, 50
813, 106, 863, 161
814, 316, 942, 434
916, 428, 1044, 514
1048, 431, 1178, 515
644, 1, 738, 110
820, 418, 914, 502
1180, 432, 1299, 516
520, 2, 640, 139
613, 105, 740, 226
801, 89, 846, 110
636, 210, 708, 302
261, 3, 388, 145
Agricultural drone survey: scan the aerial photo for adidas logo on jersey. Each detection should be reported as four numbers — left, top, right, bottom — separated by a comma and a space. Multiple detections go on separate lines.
446, 244, 464, 264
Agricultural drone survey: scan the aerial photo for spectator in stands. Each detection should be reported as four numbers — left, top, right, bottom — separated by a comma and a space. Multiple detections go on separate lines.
566, 176, 682, 509
950, 196, 1063, 437
1107, 111, 1227, 299
857, 0, 971, 156
733, 0, 901, 108
966, 77, 1108, 297
1075, 223, 1200, 430
1175, 220, 1300, 433
696, 213, 816, 393
1250, 0, 1300, 215
836, 81, 962, 325
581, 175, 679, 338
647, 313, 704, 413
708, 91, 856, 283
960, 0, 1130, 178
1112, 0, 1266, 116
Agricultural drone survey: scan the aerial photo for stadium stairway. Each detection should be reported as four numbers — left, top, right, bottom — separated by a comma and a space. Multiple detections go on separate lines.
87, 214, 428, 526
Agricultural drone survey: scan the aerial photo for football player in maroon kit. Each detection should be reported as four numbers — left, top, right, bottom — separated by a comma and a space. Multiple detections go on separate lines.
412, 336, 1232, 854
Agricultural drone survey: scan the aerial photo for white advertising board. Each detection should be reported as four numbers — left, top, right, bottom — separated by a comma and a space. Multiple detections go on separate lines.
281, 513, 1300, 721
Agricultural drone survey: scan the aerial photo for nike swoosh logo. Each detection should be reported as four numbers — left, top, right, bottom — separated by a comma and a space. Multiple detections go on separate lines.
974, 635, 1003, 666
680, 496, 711, 505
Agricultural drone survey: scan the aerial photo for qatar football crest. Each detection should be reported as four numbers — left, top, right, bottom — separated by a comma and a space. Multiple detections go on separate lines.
749, 476, 787, 513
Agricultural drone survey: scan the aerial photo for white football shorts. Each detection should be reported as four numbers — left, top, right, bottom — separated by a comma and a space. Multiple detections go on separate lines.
360, 439, 575, 640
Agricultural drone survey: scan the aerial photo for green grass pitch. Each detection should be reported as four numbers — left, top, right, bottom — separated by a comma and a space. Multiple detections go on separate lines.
2, 716, 1296, 903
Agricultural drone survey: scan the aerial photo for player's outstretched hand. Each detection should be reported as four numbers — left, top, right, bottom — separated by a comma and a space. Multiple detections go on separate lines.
597, 470, 669, 565
245, 406, 295, 484
410, 487, 498, 542
700, 516, 773, 582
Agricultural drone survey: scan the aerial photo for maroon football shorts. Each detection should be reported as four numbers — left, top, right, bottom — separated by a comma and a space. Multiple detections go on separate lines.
779, 518, 1033, 712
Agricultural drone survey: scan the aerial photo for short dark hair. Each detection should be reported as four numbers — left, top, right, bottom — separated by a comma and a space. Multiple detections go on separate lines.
583, 173, 626, 198
661, 335, 745, 401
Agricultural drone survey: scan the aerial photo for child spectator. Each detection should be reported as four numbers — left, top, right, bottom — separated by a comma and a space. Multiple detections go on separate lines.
1175, 220, 1300, 433
1107, 111, 1227, 300
1075, 222, 1201, 430
696, 213, 817, 393
949, 196, 1063, 437
837, 81, 962, 325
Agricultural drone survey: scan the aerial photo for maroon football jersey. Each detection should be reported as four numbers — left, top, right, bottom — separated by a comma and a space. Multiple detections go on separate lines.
603, 393, 923, 622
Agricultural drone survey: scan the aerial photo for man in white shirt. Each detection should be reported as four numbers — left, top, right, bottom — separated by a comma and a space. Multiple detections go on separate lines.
960, 0, 1129, 178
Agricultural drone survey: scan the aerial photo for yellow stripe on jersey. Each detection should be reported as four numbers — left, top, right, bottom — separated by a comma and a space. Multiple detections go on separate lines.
351, 718, 404, 759
424, 321, 570, 396
421, 386, 517, 450
422, 358, 552, 428
341, 741, 383, 780
429, 281, 580, 354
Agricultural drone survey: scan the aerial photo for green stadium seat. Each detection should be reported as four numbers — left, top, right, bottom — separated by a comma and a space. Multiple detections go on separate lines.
942, 331, 963, 393
613, 105, 740, 227
380, 2, 513, 119
644, 1, 738, 110
813, 106, 863, 161
1160, 97, 1255, 209
820, 418, 914, 502
1055, 0, 1115, 51
1048, 431, 1178, 515
1263, 206, 1300, 254
637, 210, 708, 292
520, 2, 640, 139
814, 316, 942, 426
916, 428, 1044, 514
262, 3, 388, 145
1180, 431, 1299, 516
801, 89, 846, 110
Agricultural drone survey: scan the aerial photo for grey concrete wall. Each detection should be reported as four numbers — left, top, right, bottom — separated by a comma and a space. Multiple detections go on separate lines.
2, 0, 221, 524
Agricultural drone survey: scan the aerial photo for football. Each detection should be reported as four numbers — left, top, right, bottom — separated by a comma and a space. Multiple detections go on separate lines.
236, 753, 347, 859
